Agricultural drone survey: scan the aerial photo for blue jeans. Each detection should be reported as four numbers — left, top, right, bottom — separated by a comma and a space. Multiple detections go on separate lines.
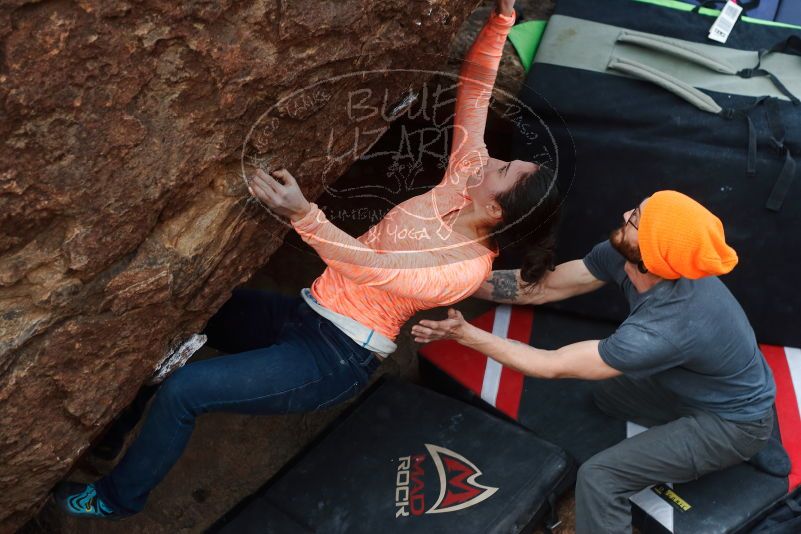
96, 288, 381, 514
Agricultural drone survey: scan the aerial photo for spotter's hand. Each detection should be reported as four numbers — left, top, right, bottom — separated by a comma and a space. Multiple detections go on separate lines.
248, 168, 311, 222
412, 308, 469, 343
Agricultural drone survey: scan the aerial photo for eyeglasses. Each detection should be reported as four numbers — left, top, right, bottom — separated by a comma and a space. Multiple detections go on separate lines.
626, 206, 641, 230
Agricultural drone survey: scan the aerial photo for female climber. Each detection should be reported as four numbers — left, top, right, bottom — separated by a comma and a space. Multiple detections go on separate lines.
55, 0, 561, 519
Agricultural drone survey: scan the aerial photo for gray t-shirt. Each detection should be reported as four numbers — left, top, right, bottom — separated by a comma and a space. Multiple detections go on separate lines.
583, 241, 775, 422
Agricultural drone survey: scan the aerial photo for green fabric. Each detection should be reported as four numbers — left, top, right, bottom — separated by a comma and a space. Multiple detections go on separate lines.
616, 31, 739, 74
533, 15, 801, 101
508, 20, 548, 72
607, 55, 724, 113
507, 2, 800, 73
634, 0, 801, 30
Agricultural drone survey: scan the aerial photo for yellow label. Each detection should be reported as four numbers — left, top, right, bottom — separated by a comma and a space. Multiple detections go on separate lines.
653, 484, 692, 512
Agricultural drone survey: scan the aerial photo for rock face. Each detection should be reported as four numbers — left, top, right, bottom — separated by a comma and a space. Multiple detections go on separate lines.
0, 0, 482, 529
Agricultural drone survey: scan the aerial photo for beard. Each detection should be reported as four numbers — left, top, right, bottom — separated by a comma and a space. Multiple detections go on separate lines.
609, 226, 643, 264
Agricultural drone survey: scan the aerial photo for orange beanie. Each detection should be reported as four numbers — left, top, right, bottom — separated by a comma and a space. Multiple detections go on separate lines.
639, 190, 738, 279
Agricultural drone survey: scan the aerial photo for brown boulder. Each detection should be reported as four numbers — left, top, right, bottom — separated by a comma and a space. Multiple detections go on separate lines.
0, 0, 488, 529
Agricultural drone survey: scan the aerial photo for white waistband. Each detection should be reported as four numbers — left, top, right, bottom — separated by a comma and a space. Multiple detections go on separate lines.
300, 288, 396, 358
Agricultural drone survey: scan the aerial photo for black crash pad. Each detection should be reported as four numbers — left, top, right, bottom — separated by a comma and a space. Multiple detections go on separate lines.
210, 379, 574, 534
508, 0, 801, 348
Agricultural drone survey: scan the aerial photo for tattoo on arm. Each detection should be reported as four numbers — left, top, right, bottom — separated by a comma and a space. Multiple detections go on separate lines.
489, 270, 519, 302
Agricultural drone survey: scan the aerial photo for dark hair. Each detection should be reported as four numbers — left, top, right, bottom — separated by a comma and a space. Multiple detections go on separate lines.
492, 164, 561, 286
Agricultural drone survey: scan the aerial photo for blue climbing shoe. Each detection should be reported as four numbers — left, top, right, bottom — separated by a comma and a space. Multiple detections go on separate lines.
53, 481, 124, 520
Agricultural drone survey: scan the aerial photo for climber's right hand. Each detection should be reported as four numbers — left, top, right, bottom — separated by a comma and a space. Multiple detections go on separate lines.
248, 168, 311, 222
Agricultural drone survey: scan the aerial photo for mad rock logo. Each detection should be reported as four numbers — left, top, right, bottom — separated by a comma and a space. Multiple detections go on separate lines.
395, 444, 498, 518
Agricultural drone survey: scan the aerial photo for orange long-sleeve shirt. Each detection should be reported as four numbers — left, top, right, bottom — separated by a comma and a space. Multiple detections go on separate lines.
292, 9, 516, 341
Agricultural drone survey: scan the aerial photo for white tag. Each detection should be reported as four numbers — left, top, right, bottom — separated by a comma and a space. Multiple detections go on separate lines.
708, 1, 743, 44
148, 334, 207, 384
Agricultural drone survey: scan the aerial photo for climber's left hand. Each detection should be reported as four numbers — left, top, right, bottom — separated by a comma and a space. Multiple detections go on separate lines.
496, 0, 515, 16
249, 168, 311, 222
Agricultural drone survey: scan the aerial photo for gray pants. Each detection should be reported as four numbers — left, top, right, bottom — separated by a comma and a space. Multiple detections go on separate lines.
575, 375, 773, 534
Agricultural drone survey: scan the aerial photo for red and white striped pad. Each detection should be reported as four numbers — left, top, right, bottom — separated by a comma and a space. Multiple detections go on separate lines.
419, 305, 530, 419
761, 345, 801, 491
